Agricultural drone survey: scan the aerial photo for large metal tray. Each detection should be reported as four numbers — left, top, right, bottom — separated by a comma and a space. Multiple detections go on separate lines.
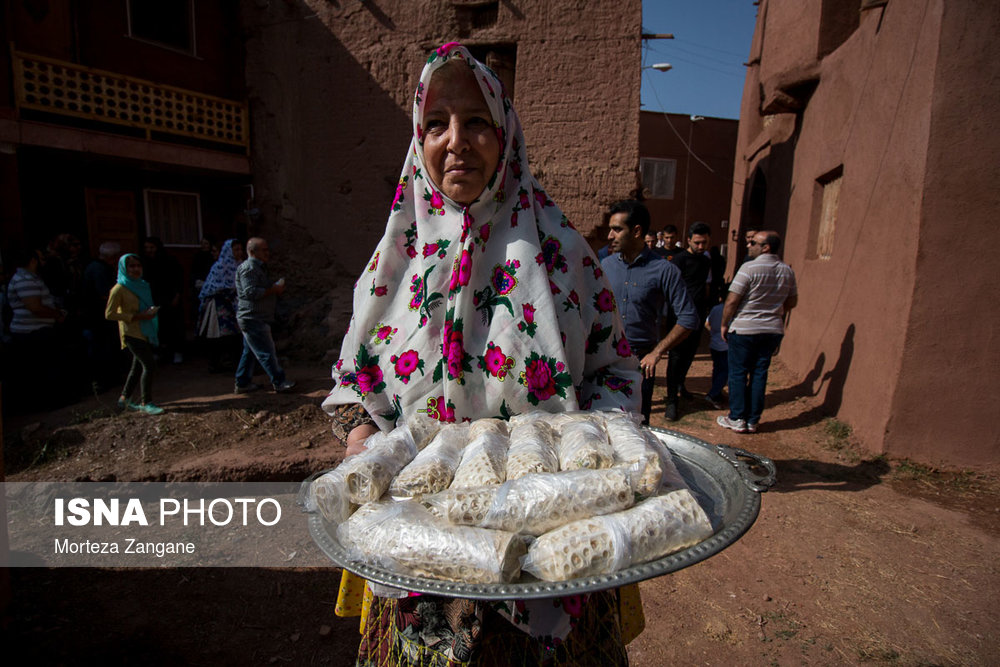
307, 427, 775, 599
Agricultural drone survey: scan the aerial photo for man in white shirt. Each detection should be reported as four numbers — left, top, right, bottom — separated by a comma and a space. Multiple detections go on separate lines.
718, 231, 797, 433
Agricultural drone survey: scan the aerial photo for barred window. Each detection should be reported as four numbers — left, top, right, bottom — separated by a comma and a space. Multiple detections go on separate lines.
640, 158, 677, 199
143, 189, 202, 247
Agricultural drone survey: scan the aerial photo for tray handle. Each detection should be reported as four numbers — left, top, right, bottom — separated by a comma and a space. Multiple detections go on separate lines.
715, 445, 776, 492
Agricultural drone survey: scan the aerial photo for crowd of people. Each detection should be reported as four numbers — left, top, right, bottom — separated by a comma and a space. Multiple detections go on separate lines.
0, 232, 295, 416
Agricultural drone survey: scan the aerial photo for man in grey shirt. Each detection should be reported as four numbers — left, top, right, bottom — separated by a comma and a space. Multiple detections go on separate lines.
235, 237, 294, 393
718, 230, 797, 433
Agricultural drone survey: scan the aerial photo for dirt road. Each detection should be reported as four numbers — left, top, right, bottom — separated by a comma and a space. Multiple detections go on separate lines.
4, 353, 998, 665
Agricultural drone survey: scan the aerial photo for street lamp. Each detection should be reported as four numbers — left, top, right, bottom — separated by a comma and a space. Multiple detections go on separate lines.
648, 62, 672, 72
681, 115, 705, 239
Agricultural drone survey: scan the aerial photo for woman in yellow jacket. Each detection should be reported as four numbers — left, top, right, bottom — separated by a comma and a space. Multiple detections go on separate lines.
105, 253, 164, 415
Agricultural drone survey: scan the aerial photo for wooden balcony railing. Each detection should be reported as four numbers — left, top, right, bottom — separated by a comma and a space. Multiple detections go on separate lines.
12, 49, 249, 150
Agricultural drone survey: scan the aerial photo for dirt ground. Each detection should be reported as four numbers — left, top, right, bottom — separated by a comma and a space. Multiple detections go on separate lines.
3, 350, 999, 666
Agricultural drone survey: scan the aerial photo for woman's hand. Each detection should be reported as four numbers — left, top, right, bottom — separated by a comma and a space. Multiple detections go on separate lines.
135, 307, 158, 321
345, 423, 379, 457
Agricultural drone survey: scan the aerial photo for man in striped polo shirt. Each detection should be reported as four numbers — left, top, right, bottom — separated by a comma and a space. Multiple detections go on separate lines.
717, 231, 797, 434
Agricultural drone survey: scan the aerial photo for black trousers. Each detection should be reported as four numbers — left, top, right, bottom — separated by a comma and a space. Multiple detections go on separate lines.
666, 327, 702, 401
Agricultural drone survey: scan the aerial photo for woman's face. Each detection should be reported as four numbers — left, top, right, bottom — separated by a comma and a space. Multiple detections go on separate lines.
126, 257, 143, 279
422, 66, 501, 206
231, 242, 245, 263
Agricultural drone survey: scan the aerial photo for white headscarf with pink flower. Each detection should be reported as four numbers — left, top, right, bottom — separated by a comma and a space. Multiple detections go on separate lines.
323, 43, 640, 429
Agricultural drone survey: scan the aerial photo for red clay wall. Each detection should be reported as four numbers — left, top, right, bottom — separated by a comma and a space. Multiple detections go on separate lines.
639, 112, 738, 247
886, 0, 1000, 465
727, 1, 990, 464
241, 0, 641, 280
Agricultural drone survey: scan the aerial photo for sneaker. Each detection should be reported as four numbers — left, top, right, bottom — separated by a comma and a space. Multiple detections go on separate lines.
137, 403, 165, 415
703, 393, 724, 410
274, 379, 296, 393
717, 415, 748, 433
234, 383, 262, 394
664, 401, 679, 422
746, 422, 759, 433
117, 398, 139, 411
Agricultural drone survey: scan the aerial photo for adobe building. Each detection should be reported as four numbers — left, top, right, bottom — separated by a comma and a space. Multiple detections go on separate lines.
639, 111, 738, 251
0, 1, 251, 298
727, 0, 1000, 466
241, 0, 642, 281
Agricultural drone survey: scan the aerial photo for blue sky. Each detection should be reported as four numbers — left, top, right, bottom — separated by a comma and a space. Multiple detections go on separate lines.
641, 1, 760, 119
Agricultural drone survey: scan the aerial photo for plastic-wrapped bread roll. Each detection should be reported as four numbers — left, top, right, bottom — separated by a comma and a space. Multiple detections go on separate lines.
639, 429, 689, 492
344, 425, 418, 504
468, 418, 509, 439
390, 423, 470, 497
337, 500, 526, 584
424, 467, 635, 536
308, 464, 357, 524
450, 431, 509, 488
557, 419, 615, 470
605, 414, 663, 497
406, 412, 443, 451
521, 489, 714, 581
547, 410, 601, 432
505, 421, 559, 480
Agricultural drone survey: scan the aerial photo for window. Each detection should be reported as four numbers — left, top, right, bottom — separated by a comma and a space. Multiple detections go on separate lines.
809, 167, 843, 260
127, 0, 195, 54
468, 44, 517, 101
640, 158, 677, 199
143, 189, 202, 247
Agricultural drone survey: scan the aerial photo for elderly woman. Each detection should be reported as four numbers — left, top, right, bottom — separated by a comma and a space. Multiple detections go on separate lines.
105, 254, 163, 415
197, 239, 245, 372
322, 44, 642, 666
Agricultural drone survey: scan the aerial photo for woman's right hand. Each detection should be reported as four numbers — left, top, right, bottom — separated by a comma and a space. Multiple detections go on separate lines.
135, 307, 158, 321
345, 423, 379, 457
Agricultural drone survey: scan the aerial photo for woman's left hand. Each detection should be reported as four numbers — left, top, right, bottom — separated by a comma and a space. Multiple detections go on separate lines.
345, 423, 379, 457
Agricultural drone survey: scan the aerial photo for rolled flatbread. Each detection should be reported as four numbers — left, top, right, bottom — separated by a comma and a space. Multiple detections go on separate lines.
338, 500, 525, 584
521, 489, 714, 581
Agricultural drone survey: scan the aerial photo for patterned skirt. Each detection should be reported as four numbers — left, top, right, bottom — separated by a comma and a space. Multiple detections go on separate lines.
356, 591, 629, 667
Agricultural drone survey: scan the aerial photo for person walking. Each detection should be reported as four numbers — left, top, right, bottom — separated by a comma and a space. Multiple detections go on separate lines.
234, 237, 294, 393
718, 230, 797, 433
105, 254, 164, 415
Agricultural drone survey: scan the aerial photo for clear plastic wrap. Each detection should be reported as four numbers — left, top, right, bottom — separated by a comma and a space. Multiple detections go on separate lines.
468, 418, 509, 439
557, 419, 615, 471
505, 421, 559, 480
307, 464, 357, 524
604, 414, 663, 497
337, 500, 526, 584
389, 423, 470, 497
407, 412, 443, 450
521, 489, 713, 581
423, 467, 635, 536
450, 431, 509, 488
344, 425, 418, 504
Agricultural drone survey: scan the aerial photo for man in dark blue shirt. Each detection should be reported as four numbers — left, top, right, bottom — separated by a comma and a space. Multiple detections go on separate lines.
601, 200, 699, 424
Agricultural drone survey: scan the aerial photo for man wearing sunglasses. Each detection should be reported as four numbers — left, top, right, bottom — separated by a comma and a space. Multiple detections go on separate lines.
717, 231, 797, 434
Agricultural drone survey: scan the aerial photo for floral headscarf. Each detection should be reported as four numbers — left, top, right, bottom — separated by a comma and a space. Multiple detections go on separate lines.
323, 43, 640, 428
117, 253, 159, 346
199, 239, 240, 300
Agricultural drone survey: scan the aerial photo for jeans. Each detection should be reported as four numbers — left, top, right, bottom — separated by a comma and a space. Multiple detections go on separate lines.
727, 332, 783, 425
236, 318, 285, 388
123, 336, 156, 404
708, 347, 729, 398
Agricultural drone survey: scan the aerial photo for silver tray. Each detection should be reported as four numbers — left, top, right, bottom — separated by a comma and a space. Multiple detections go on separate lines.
307, 427, 775, 599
